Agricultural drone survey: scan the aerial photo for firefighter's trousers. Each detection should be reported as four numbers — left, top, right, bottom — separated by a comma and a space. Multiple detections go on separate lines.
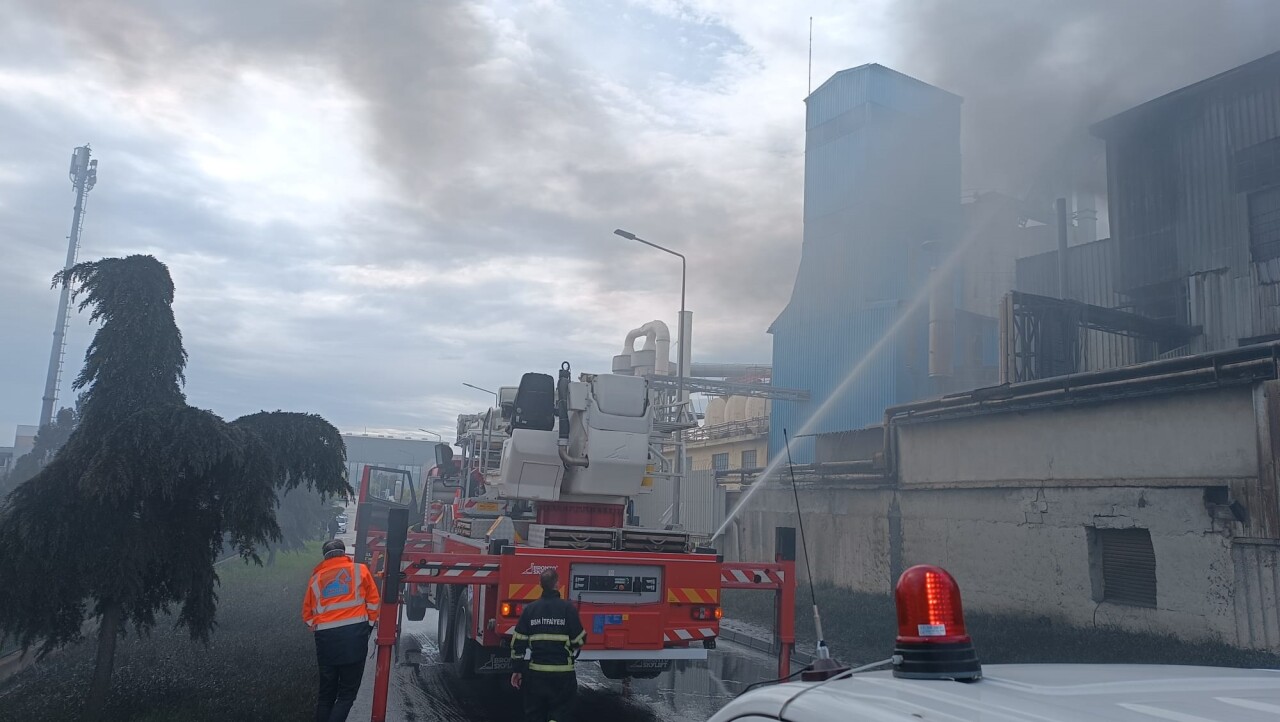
522, 670, 577, 722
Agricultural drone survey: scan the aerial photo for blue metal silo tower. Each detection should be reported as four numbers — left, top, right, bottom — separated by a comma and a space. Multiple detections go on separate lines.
769, 64, 961, 461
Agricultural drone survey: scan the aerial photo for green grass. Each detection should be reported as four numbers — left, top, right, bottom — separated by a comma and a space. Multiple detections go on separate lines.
0, 546, 324, 722
724, 583, 1280, 669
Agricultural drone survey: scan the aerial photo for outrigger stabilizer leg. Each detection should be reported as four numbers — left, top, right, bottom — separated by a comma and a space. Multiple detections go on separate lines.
371, 507, 408, 722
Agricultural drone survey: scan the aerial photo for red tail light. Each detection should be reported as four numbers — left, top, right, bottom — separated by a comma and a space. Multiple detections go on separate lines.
501, 601, 525, 618
691, 605, 721, 621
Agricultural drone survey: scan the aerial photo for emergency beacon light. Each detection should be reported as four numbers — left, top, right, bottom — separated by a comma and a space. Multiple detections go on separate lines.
891, 565, 982, 681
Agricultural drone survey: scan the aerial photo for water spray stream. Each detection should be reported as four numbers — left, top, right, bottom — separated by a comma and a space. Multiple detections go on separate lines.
711, 205, 1002, 542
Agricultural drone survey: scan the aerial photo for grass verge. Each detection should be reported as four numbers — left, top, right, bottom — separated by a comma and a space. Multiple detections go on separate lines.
724, 583, 1280, 669
0, 546, 323, 722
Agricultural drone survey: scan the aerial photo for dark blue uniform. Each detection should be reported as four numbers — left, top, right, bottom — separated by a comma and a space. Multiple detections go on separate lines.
511, 589, 586, 722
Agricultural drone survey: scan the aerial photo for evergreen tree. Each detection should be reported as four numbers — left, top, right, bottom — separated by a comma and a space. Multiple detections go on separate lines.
1, 406, 78, 493
0, 256, 350, 720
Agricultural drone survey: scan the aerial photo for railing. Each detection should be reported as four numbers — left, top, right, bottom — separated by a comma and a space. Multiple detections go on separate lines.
681, 418, 768, 444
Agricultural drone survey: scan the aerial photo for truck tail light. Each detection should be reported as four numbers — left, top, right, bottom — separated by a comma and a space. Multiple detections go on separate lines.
501, 601, 525, 618
691, 605, 721, 621
892, 565, 981, 680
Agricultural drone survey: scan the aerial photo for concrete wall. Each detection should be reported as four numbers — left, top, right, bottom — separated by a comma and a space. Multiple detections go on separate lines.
897, 387, 1257, 485
727, 382, 1280, 650
728, 482, 1242, 645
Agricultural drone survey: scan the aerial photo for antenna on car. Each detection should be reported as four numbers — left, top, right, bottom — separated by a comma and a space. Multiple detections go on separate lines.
784, 429, 848, 680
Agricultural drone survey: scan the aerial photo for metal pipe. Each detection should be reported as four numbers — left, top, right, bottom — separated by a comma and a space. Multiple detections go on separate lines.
1056, 197, 1070, 301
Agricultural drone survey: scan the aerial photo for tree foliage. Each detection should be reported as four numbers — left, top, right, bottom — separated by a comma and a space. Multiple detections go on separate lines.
1, 406, 78, 493
0, 256, 350, 705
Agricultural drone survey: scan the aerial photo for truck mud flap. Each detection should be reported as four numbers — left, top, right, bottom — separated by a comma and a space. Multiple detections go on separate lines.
472, 647, 513, 675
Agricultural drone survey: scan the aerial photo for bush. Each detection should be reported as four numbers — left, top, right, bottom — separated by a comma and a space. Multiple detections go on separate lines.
723, 583, 1280, 669
0, 545, 324, 722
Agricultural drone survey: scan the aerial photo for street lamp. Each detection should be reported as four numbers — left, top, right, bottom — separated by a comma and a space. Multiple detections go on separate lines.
462, 382, 499, 407
613, 228, 688, 527
418, 428, 442, 442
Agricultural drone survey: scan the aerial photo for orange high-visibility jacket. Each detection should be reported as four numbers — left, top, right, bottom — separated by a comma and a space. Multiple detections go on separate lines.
302, 556, 382, 631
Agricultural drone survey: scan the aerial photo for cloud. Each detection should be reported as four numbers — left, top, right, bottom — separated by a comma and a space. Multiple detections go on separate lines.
3, 0, 1278, 446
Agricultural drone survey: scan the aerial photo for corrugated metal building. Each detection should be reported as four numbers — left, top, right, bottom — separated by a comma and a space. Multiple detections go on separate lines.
1091, 51, 1280, 352
770, 64, 961, 460
1016, 237, 1145, 370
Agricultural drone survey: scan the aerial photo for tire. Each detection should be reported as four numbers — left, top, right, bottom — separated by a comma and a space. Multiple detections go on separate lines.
437, 586, 457, 663
405, 592, 427, 622
452, 591, 478, 679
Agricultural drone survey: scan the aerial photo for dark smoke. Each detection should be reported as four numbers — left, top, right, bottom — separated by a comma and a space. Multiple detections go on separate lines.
891, 0, 1280, 203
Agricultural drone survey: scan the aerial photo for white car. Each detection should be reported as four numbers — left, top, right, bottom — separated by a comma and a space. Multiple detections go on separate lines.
708, 663, 1280, 721
710, 565, 1280, 722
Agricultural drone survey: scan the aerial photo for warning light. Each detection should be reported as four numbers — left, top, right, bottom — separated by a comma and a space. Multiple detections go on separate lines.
892, 565, 981, 681
500, 601, 525, 618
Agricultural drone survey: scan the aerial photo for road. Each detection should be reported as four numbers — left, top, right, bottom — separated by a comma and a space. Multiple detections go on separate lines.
348, 609, 785, 722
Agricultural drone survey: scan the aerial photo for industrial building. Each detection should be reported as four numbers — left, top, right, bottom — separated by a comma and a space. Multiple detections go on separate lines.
1012, 51, 1280, 377
769, 64, 962, 462
734, 52, 1280, 652
683, 395, 769, 474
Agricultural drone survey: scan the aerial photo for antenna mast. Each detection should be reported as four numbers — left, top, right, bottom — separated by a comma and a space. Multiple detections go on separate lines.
808, 17, 814, 96
39, 144, 98, 428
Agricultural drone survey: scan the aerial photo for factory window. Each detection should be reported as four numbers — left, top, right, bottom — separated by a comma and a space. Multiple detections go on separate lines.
1249, 185, 1280, 262
1087, 527, 1157, 608
741, 449, 758, 469
711, 453, 730, 472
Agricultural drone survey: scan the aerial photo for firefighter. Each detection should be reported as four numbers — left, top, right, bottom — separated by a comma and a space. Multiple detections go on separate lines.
302, 538, 381, 722
510, 568, 586, 722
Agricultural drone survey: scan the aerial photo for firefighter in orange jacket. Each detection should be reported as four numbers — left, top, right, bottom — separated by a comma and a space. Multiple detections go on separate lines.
302, 539, 381, 722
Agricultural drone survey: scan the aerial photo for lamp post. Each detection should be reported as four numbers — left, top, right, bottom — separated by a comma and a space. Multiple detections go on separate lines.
462, 383, 499, 476
613, 228, 687, 527
462, 382, 499, 407
418, 428, 442, 442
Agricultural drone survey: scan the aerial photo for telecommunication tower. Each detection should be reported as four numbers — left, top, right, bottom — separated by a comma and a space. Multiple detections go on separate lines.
39, 145, 98, 428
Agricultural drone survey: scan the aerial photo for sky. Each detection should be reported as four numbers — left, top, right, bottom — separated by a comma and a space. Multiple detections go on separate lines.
3, 0, 1278, 445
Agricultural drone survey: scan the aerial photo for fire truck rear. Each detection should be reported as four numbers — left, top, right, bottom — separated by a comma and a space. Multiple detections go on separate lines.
355, 362, 795, 686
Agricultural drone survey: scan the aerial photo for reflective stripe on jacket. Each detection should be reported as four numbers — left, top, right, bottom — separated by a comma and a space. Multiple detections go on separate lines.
510, 589, 586, 674
302, 556, 382, 632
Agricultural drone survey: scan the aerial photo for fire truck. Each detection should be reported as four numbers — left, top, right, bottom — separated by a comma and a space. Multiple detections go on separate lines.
354, 362, 797, 687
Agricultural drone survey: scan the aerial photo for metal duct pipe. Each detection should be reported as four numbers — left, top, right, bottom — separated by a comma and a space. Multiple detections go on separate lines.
1075, 190, 1098, 245
689, 363, 772, 378
1056, 198, 1070, 300
623, 320, 672, 376
928, 265, 955, 380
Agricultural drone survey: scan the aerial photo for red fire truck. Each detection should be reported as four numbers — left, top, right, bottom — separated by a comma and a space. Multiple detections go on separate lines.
354, 363, 796, 697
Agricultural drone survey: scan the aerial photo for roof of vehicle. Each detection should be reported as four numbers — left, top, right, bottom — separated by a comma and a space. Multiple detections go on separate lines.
709, 664, 1280, 722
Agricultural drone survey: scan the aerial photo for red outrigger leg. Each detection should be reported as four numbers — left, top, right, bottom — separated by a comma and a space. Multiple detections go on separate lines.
370, 508, 409, 722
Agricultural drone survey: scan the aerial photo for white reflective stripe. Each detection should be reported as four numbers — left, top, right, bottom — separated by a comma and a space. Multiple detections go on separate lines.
315, 598, 364, 614
662, 633, 671, 642
352, 562, 363, 603
315, 617, 369, 631
698, 628, 714, 637
730, 569, 750, 583
674, 629, 693, 640
776, 570, 785, 581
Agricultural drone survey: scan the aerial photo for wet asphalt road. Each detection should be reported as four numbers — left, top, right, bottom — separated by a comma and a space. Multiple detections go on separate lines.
350, 609, 782, 722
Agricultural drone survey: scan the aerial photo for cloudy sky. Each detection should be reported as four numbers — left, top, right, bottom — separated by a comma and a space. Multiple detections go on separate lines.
3, 0, 1278, 445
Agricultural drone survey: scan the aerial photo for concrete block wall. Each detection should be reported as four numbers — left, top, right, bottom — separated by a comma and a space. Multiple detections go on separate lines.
729, 483, 1241, 645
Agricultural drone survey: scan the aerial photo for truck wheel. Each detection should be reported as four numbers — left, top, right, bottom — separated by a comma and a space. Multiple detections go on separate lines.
452, 591, 478, 679
406, 594, 427, 622
437, 586, 457, 663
